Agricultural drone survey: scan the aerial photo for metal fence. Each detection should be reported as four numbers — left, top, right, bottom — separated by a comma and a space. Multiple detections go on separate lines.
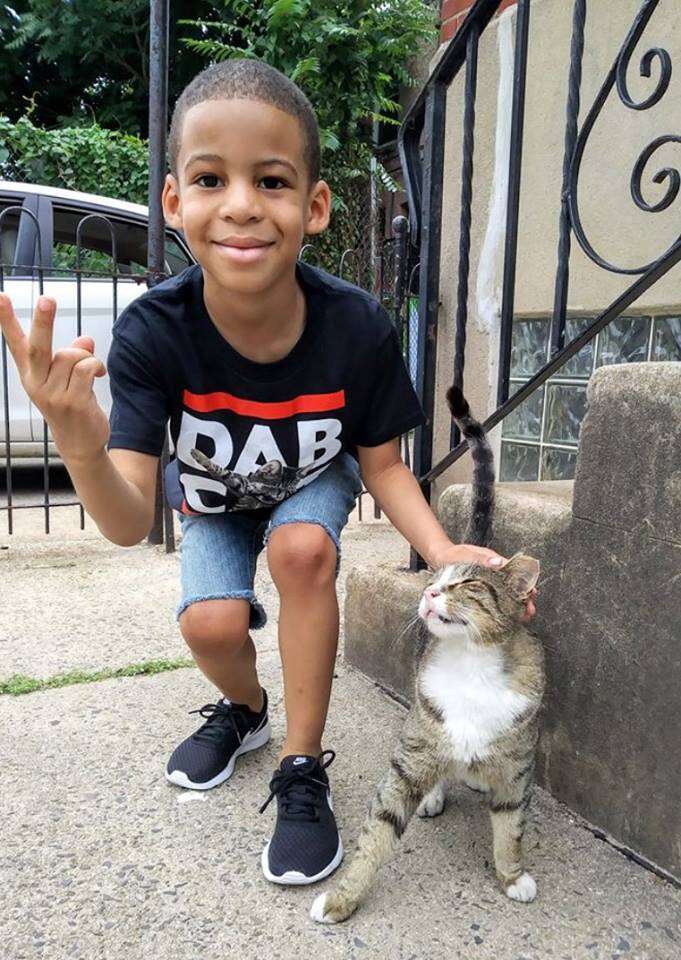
0, 205, 178, 543
0, 204, 408, 539
398, 0, 680, 569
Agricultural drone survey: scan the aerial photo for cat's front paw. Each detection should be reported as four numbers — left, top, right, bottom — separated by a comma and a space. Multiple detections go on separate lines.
505, 872, 537, 902
310, 891, 356, 924
416, 782, 446, 818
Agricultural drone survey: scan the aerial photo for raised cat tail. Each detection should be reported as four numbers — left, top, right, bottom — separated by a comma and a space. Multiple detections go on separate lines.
446, 385, 495, 547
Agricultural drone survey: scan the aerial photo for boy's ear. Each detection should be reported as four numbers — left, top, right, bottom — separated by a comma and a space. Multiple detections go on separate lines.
162, 174, 182, 229
304, 179, 331, 236
499, 553, 540, 599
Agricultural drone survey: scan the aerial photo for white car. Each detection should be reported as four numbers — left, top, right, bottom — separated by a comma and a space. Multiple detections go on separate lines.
0, 181, 194, 461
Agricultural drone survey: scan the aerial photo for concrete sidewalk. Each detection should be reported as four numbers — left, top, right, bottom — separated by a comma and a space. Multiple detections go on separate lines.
1, 514, 680, 960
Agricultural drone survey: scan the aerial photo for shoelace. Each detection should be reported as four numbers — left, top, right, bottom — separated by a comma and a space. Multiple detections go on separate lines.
190, 701, 244, 747
259, 750, 336, 821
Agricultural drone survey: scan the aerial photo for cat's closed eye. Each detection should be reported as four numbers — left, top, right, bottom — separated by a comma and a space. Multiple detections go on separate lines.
445, 579, 485, 592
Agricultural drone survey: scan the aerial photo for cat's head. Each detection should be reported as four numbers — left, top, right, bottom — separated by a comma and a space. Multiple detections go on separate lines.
256, 460, 283, 480
418, 553, 540, 644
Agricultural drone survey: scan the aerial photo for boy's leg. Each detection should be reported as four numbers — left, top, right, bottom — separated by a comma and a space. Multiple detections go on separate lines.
258, 453, 362, 885
179, 598, 263, 711
166, 512, 270, 790
266, 523, 338, 759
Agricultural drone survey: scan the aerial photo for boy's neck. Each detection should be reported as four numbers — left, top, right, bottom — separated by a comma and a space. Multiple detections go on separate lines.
201, 267, 306, 364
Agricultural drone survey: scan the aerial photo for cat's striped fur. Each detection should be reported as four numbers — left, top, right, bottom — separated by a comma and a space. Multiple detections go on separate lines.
446, 384, 495, 548
311, 386, 544, 923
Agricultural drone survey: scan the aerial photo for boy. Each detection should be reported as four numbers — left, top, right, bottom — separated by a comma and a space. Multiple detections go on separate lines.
0, 59, 535, 887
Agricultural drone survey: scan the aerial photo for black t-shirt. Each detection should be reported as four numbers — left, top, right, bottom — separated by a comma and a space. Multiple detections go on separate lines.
107, 259, 425, 515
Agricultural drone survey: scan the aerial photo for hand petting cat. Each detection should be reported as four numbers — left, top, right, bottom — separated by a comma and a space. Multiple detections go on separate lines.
429, 541, 538, 622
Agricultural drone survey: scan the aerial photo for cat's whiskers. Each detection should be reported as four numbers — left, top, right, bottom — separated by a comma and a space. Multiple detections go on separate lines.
387, 613, 423, 651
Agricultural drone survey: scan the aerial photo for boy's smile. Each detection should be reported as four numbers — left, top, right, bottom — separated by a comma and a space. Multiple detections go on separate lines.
163, 97, 330, 326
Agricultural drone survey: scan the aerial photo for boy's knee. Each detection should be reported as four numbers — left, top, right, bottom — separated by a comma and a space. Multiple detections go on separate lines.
267, 523, 337, 588
179, 598, 251, 657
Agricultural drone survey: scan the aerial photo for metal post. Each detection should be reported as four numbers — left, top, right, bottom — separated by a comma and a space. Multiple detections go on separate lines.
410, 81, 447, 571
392, 215, 409, 334
551, 0, 587, 357
146, 0, 174, 551
497, 0, 532, 407
450, 23, 480, 451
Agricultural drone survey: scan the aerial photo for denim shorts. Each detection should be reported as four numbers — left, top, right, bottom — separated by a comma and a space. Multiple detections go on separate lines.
176, 452, 363, 629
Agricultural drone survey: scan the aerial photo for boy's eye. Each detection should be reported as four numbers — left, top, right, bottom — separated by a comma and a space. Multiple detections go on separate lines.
261, 176, 287, 190
195, 174, 221, 188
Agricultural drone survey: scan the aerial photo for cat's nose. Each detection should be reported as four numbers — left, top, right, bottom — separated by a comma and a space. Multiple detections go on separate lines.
425, 588, 440, 599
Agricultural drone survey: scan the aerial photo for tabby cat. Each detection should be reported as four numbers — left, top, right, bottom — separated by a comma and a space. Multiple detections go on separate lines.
311, 385, 544, 924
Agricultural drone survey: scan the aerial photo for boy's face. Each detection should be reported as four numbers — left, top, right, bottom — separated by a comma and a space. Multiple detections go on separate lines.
163, 98, 330, 296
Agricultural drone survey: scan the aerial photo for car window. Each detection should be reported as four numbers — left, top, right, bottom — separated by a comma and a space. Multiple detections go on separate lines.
166, 235, 193, 275
0, 200, 21, 270
51, 205, 192, 278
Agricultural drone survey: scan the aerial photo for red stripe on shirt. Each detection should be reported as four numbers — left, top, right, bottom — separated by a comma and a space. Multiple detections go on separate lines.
182, 388, 346, 419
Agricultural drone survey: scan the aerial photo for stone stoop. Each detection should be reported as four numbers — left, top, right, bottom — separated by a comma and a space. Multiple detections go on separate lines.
344, 362, 681, 882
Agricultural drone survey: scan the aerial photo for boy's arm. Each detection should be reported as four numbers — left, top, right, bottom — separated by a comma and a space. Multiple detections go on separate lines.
357, 438, 503, 570
70, 448, 159, 546
0, 294, 158, 546
357, 439, 537, 619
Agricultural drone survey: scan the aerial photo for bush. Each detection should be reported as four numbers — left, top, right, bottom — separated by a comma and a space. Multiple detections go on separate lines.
0, 115, 149, 205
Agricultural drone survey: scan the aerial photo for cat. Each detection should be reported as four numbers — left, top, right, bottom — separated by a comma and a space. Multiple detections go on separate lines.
310, 384, 544, 924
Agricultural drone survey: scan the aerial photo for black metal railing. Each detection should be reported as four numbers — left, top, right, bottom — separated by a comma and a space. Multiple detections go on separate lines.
396, 0, 680, 569
0, 206, 176, 548
0, 205, 406, 537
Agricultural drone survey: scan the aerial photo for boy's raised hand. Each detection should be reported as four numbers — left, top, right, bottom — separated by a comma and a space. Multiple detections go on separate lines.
0, 293, 110, 464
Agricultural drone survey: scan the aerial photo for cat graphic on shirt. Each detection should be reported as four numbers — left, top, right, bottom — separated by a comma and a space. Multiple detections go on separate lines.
190, 448, 322, 511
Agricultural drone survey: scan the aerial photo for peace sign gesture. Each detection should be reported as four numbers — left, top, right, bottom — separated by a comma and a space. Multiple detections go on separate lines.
0, 293, 110, 465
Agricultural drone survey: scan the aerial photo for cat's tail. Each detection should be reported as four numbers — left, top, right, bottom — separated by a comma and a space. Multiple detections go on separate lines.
446, 384, 495, 547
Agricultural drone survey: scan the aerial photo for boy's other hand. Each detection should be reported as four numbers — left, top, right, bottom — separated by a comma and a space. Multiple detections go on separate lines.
428, 541, 537, 622
0, 293, 110, 463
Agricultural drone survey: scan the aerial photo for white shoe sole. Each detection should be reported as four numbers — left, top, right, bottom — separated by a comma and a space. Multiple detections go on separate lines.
261, 836, 344, 886
165, 720, 271, 791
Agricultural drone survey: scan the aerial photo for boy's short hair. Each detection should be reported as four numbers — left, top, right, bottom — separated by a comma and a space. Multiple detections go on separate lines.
168, 58, 321, 185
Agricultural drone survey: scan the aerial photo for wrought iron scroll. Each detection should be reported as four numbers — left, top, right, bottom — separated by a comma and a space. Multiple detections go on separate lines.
568, 0, 680, 276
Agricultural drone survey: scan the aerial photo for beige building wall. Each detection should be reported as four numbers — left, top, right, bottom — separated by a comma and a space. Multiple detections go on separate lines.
426, 0, 681, 501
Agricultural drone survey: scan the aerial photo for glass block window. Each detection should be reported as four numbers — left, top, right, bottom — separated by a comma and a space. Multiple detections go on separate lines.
651, 316, 681, 361
500, 313, 675, 482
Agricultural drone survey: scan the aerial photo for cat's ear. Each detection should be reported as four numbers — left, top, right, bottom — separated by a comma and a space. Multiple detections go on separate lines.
499, 553, 540, 598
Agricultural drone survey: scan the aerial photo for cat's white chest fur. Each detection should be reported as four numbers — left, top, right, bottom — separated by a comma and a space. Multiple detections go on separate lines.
420, 639, 531, 765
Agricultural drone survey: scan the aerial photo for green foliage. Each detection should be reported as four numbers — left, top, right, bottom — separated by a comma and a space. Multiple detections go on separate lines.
181, 0, 436, 142
0, 657, 195, 696
0, 0, 210, 135
0, 115, 149, 205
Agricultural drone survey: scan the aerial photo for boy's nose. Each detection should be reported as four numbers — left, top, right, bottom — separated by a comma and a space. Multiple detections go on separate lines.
219, 184, 263, 222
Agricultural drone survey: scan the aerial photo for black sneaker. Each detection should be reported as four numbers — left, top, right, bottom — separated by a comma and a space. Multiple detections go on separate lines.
259, 750, 343, 885
165, 689, 270, 790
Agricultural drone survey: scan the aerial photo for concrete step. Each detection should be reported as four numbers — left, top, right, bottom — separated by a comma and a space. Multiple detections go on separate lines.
498, 478, 574, 504
438, 478, 574, 558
